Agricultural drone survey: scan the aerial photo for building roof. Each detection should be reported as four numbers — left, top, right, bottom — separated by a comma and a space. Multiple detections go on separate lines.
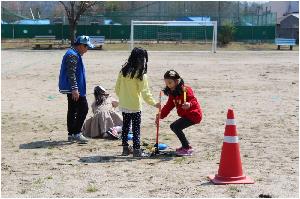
277, 13, 299, 24
291, 13, 299, 18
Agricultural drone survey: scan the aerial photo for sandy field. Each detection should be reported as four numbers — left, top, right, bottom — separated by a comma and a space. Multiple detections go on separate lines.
1, 49, 299, 197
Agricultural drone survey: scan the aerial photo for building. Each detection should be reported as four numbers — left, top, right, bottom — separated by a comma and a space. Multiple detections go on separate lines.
262, 1, 299, 24
263, 1, 298, 41
276, 13, 299, 42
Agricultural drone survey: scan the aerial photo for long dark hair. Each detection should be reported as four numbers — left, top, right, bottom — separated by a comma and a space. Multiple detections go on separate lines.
163, 70, 185, 97
94, 86, 109, 106
120, 47, 148, 81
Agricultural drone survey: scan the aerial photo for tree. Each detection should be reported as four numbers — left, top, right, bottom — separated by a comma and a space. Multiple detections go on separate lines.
59, 1, 97, 44
218, 20, 236, 46
105, 1, 120, 12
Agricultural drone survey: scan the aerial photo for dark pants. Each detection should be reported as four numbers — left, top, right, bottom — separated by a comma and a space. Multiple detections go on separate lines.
67, 94, 88, 135
122, 112, 141, 149
170, 117, 194, 148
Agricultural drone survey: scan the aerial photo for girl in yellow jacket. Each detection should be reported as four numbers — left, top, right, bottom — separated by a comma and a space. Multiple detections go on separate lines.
115, 47, 160, 157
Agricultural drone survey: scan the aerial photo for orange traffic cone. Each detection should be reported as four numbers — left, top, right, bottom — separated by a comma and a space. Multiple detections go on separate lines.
208, 109, 254, 184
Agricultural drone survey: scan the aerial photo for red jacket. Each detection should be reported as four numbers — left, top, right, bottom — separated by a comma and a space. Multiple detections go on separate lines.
160, 85, 202, 124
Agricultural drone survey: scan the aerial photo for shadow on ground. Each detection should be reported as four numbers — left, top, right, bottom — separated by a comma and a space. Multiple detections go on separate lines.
79, 151, 178, 163
19, 139, 74, 149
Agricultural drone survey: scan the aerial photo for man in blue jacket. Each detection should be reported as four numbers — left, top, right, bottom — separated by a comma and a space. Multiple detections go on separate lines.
58, 35, 94, 143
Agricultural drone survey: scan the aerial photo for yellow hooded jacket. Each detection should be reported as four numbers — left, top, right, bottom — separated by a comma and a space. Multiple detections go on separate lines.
115, 73, 156, 111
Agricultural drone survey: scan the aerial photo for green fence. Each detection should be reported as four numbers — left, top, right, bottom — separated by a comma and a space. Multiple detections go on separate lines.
1, 24, 275, 41
234, 26, 275, 41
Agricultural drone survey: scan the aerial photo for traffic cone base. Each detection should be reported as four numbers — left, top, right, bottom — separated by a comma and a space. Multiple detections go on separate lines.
208, 175, 254, 185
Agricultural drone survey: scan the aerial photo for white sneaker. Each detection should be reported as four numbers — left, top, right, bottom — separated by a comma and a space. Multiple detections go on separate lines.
74, 133, 88, 144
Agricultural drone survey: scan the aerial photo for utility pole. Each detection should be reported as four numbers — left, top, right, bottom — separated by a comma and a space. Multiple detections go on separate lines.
218, 1, 221, 26
237, 1, 240, 25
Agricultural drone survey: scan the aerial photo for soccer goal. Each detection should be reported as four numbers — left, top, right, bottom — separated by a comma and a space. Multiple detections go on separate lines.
130, 20, 217, 53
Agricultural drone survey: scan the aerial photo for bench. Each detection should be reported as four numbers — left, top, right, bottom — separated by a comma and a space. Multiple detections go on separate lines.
275, 38, 296, 50
33, 35, 56, 49
89, 36, 105, 49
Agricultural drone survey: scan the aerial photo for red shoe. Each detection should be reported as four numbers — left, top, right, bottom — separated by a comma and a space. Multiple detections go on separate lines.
176, 146, 193, 156
176, 146, 193, 152
176, 146, 183, 152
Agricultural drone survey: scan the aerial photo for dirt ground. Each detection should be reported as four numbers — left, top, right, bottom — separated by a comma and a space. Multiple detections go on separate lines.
1, 49, 299, 197
2, 39, 299, 51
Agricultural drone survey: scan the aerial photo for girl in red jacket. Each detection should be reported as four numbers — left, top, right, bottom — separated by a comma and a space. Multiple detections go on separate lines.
156, 70, 202, 156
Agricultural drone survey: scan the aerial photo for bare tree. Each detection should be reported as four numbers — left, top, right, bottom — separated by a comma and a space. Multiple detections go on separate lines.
59, 1, 97, 44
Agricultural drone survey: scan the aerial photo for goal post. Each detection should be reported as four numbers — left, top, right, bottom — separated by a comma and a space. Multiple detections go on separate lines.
130, 20, 217, 53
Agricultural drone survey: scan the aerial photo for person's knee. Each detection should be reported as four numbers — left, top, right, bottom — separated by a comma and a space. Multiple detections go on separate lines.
170, 122, 177, 132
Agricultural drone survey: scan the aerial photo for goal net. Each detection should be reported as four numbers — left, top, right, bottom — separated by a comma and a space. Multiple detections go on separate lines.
130, 20, 217, 52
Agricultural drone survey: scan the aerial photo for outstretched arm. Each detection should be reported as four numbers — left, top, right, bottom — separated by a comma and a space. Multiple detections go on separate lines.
160, 96, 175, 119
139, 75, 157, 107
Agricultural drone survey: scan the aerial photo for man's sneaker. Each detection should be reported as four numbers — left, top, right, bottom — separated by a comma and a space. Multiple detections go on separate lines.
133, 148, 148, 158
68, 135, 75, 142
176, 147, 193, 156
73, 133, 88, 144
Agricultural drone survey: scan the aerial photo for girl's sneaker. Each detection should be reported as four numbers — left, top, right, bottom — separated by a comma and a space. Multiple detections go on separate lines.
176, 146, 193, 152
176, 146, 193, 156
121, 145, 133, 156
133, 148, 148, 158
176, 146, 183, 152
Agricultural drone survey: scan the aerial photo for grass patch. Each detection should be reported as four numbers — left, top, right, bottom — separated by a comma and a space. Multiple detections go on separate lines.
228, 185, 240, 192
174, 157, 187, 164
256, 177, 263, 182
86, 184, 98, 193
228, 185, 240, 198
33, 178, 43, 185
20, 189, 26, 194
205, 151, 215, 160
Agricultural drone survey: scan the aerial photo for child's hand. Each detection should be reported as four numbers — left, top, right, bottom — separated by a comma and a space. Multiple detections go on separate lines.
112, 100, 119, 108
182, 102, 190, 110
154, 102, 161, 109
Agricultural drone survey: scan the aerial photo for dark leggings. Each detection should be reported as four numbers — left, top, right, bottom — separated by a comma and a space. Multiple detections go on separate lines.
122, 112, 141, 149
67, 94, 88, 135
170, 117, 194, 148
